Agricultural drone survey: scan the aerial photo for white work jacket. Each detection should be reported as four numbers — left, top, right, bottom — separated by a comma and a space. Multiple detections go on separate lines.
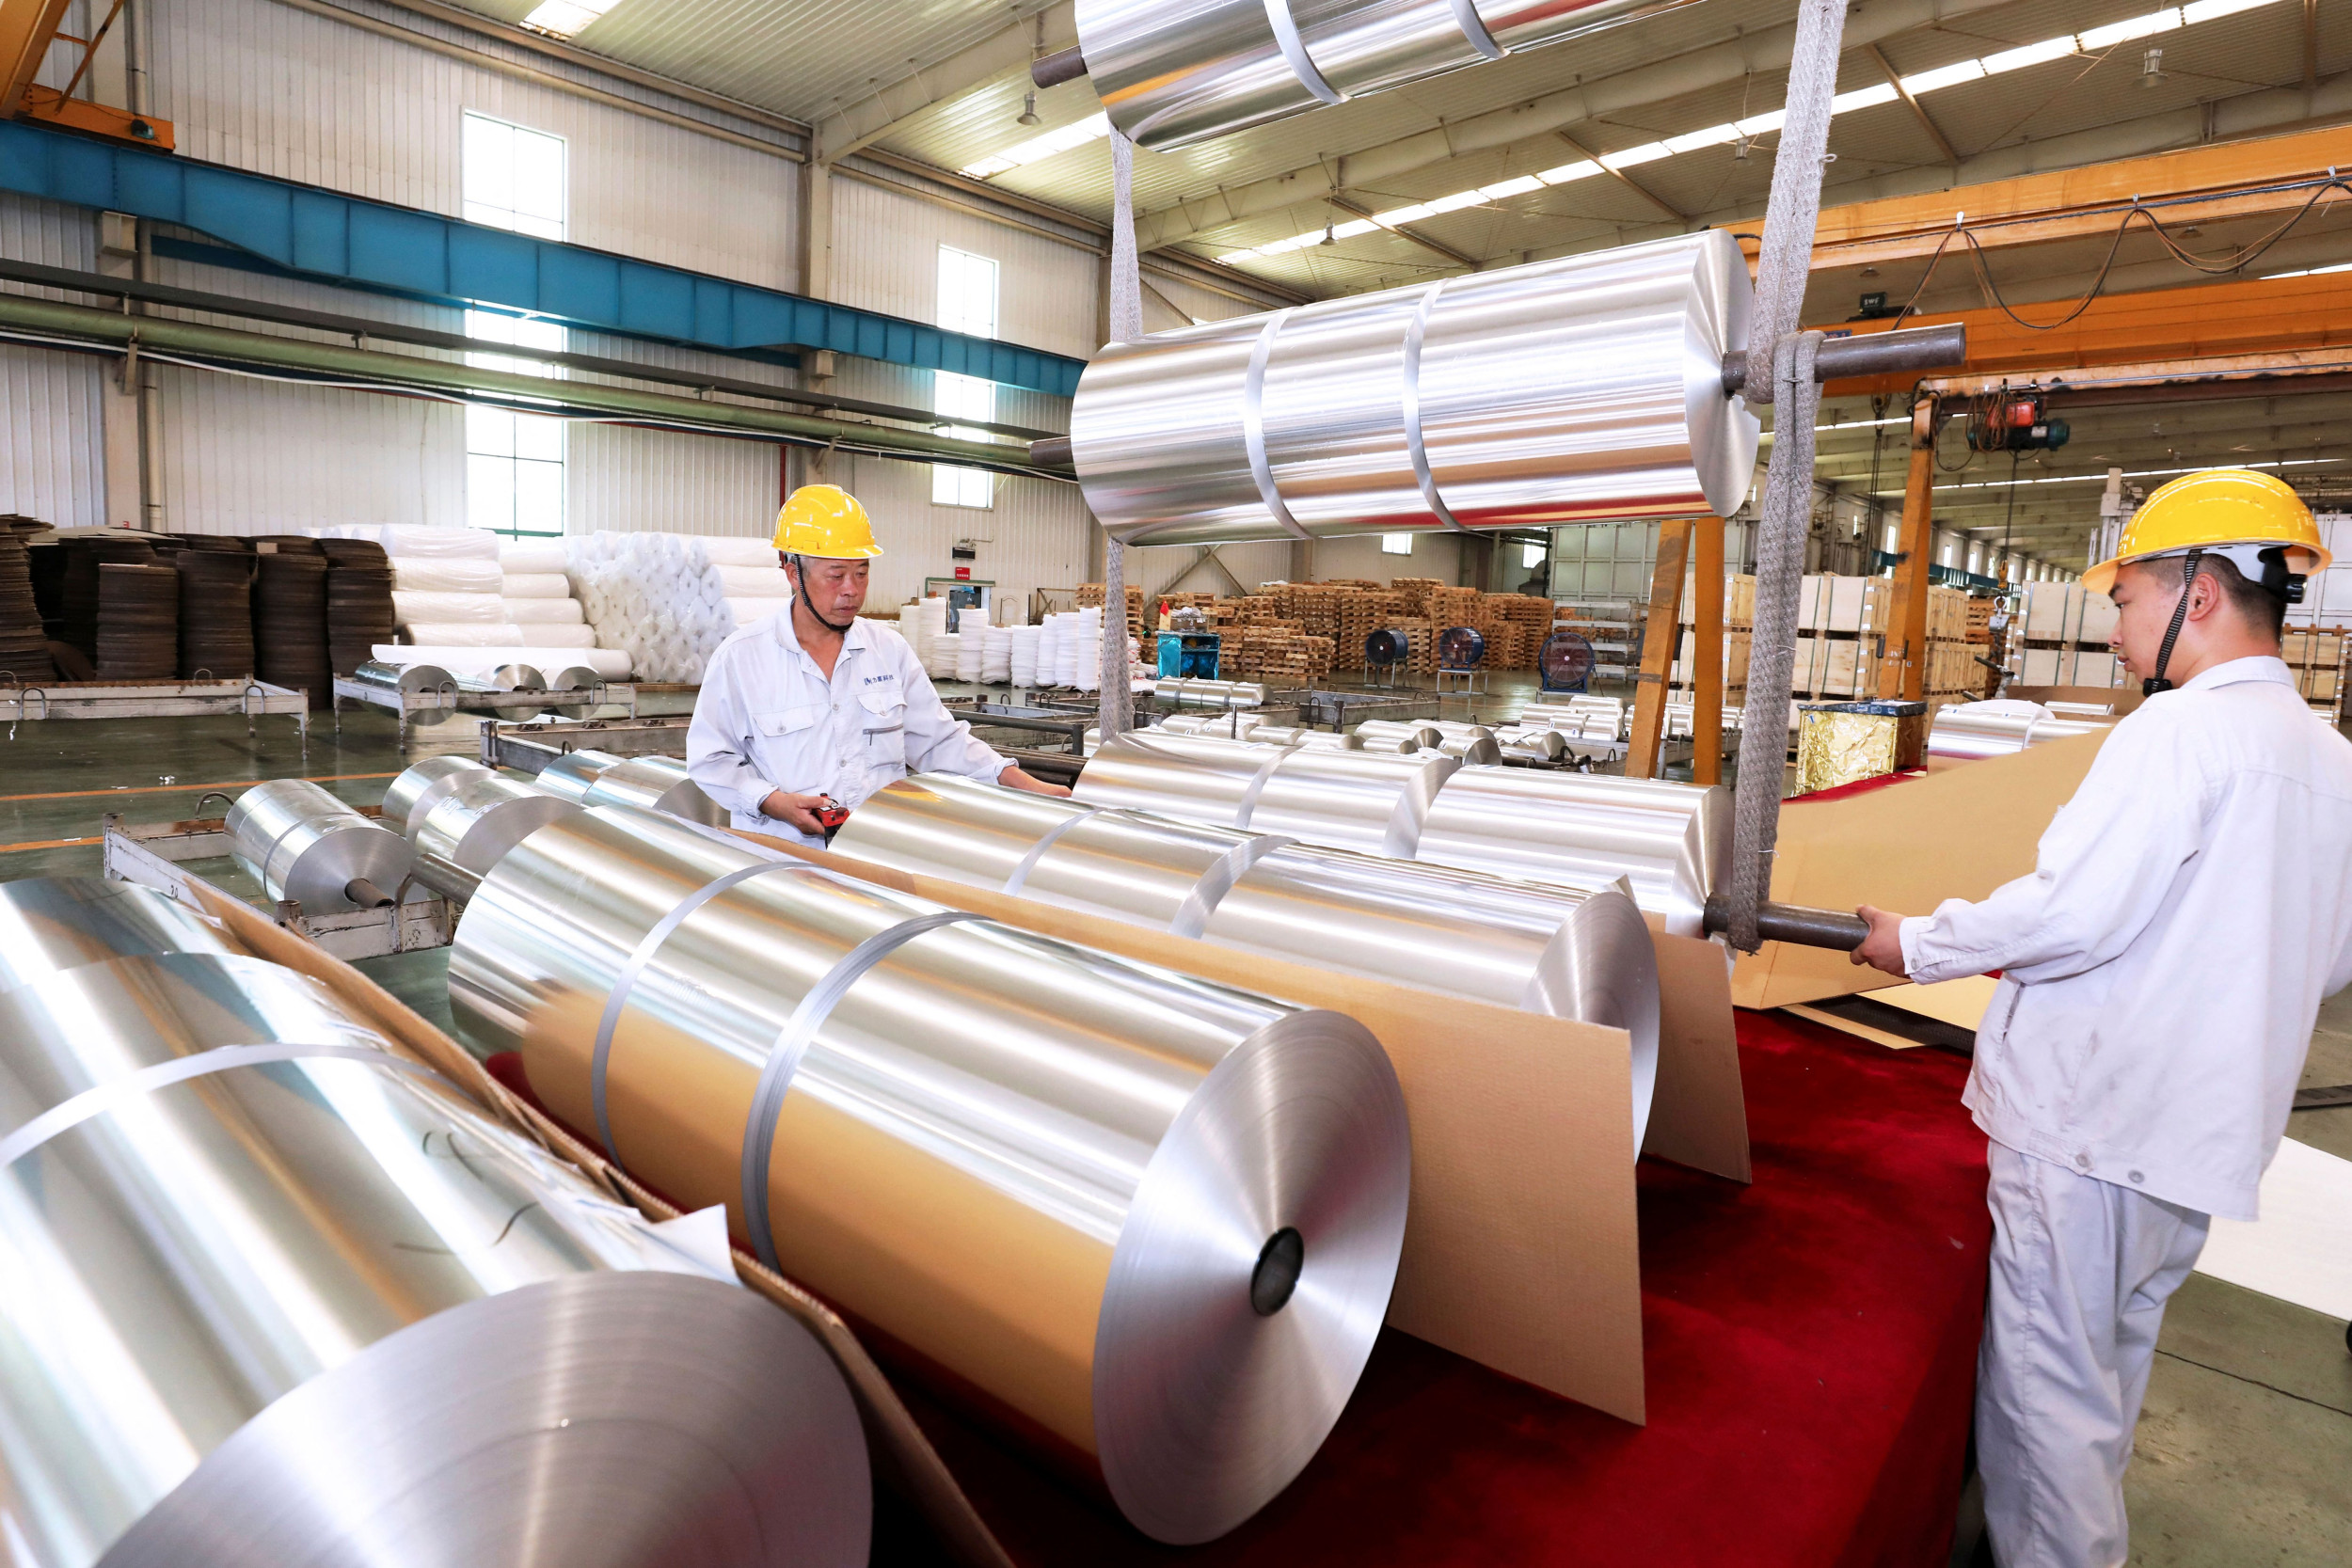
1899, 657, 2352, 1220
687, 611, 1009, 844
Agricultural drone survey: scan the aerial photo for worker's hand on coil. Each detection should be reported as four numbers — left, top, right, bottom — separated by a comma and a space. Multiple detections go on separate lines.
759, 789, 832, 834
1851, 905, 1911, 977
999, 766, 1073, 799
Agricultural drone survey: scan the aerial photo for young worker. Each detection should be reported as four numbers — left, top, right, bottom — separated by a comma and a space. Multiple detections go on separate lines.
1850, 467, 2352, 1568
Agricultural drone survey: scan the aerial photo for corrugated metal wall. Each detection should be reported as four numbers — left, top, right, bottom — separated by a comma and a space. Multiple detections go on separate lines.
0, 193, 104, 529
829, 174, 1097, 360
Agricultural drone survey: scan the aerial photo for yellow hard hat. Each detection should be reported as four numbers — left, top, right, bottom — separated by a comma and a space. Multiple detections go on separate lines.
2081, 467, 2327, 596
772, 483, 883, 559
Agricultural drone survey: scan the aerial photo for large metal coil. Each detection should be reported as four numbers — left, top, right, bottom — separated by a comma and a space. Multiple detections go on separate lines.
1150, 676, 1267, 710
578, 754, 728, 827
1436, 735, 1503, 764
1069, 231, 1756, 547
1079, 0, 1699, 150
353, 657, 453, 694
415, 772, 585, 895
446, 803, 1408, 1544
1080, 729, 1460, 858
0, 877, 238, 995
837, 775, 1661, 1140
1073, 731, 1728, 936
0, 897, 870, 1568
1927, 702, 2111, 762
226, 776, 415, 912
1159, 709, 1266, 738
1355, 720, 1443, 747
532, 747, 628, 802
1415, 768, 1730, 938
382, 752, 492, 836
458, 661, 548, 721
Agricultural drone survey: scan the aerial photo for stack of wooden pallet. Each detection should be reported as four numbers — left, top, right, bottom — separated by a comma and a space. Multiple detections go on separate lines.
1222, 626, 1333, 685
1077, 581, 1147, 645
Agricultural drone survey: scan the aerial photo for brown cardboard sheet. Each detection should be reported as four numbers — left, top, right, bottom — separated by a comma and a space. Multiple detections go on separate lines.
1642, 928, 1751, 1184
744, 830, 1655, 1426
1731, 729, 2110, 1010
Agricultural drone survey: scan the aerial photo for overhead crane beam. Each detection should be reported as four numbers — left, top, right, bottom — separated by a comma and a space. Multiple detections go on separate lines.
1726, 124, 2352, 276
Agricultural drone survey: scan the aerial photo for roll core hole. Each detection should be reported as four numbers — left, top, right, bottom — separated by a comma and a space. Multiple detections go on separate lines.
1251, 1227, 1305, 1317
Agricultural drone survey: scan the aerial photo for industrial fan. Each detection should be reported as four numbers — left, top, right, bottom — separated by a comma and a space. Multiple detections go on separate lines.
1364, 627, 1410, 676
1437, 626, 1485, 671
1538, 629, 1597, 693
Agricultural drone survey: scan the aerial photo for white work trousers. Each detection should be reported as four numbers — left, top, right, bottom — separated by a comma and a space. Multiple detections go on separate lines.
1978, 1141, 2210, 1568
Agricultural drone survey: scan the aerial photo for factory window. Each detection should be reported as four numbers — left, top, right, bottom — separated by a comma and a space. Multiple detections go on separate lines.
1382, 533, 1414, 555
1522, 541, 1545, 569
462, 113, 566, 240
465, 310, 567, 536
934, 246, 1001, 508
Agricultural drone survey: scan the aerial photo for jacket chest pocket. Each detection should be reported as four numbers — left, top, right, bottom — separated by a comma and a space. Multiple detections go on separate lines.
752, 705, 826, 788
859, 691, 908, 767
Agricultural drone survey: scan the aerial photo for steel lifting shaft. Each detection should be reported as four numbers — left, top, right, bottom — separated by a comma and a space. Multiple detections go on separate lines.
1702, 895, 1870, 951
1029, 323, 1967, 468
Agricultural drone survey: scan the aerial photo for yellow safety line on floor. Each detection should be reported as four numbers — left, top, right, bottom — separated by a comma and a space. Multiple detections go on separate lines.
0, 835, 103, 855
0, 770, 404, 805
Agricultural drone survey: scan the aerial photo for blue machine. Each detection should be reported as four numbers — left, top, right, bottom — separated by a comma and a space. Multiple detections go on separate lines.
1155, 630, 1221, 679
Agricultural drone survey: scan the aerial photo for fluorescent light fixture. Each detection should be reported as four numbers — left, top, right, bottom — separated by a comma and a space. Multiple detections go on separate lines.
959, 111, 1110, 180
1830, 84, 1899, 113
2264, 261, 2352, 277
1478, 175, 1546, 199
1205, 1, 2297, 268
1535, 160, 1600, 184
1600, 141, 1672, 170
520, 0, 618, 37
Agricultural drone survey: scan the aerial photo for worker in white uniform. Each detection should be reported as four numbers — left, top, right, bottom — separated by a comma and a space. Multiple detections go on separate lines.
688, 483, 1071, 843
1850, 467, 2352, 1568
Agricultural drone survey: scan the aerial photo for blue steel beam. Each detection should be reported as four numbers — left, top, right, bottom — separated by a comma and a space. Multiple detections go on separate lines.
0, 120, 1087, 397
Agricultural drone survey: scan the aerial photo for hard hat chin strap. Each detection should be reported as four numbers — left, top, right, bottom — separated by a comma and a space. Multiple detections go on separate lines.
2144, 546, 2205, 697
788, 554, 856, 635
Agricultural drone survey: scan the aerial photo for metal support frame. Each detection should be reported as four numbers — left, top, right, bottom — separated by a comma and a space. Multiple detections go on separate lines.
1877, 426, 1939, 702
100, 812, 454, 961
333, 677, 647, 750
1, 677, 307, 749
1626, 516, 1694, 781
477, 717, 697, 774
1692, 515, 1726, 785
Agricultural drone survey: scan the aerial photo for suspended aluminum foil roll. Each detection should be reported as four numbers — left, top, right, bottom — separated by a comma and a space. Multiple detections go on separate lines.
835, 775, 1661, 1141
0, 877, 237, 996
0, 950, 870, 1568
580, 754, 728, 827
415, 773, 584, 896
354, 658, 454, 694
448, 803, 1407, 1545
1070, 232, 1756, 548
1416, 768, 1730, 938
226, 777, 415, 912
533, 746, 628, 803
1079, 0, 1698, 150
383, 752, 494, 837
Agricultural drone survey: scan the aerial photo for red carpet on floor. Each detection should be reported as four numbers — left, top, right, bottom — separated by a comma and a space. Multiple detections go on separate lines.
886, 1009, 1992, 1568
492, 1007, 1991, 1567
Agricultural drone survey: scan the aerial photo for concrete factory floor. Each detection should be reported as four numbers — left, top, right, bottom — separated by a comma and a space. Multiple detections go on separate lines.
1, 688, 2346, 1565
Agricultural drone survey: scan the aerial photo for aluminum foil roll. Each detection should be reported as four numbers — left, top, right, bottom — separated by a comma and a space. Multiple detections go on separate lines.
1437, 736, 1503, 764
458, 661, 548, 721
1203, 844, 1661, 1139
1354, 720, 1442, 747
0, 942, 870, 1568
836, 776, 1661, 1140
448, 803, 1408, 1544
0, 878, 237, 996
354, 658, 454, 694
1415, 768, 1730, 938
1927, 702, 2108, 762
532, 746, 628, 803
1069, 232, 1756, 546
1079, 0, 1698, 150
415, 772, 584, 893
580, 754, 728, 827
226, 776, 416, 912
544, 662, 610, 718
1232, 742, 1458, 857
1355, 734, 1422, 753
1152, 676, 1268, 710
383, 752, 494, 837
